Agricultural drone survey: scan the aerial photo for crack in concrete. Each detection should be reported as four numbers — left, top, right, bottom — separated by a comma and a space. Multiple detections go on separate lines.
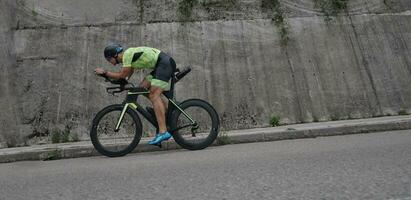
347, 14, 383, 115
16, 56, 56, 62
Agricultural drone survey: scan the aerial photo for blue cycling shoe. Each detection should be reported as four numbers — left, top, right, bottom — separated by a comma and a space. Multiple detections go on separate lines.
148, 134, 160, 143
148, 132, 172, 145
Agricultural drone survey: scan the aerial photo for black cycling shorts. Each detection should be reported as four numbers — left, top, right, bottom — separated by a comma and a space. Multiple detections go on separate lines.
145, 52, 176, 89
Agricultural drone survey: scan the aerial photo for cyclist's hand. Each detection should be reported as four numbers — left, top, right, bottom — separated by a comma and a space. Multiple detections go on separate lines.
94, 68, 106, 76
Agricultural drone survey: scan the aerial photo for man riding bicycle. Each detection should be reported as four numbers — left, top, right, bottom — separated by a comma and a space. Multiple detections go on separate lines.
94, 44, 175, 145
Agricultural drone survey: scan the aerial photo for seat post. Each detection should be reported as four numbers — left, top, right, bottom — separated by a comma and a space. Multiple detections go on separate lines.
163, 76, 176, 100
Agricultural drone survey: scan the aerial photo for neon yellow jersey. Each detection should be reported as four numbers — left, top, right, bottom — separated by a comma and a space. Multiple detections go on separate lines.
122, 47, 161, 69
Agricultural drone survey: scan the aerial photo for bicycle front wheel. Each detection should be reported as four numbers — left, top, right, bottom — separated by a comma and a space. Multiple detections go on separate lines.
90, 104, 142, 157
170, 99, 220, 150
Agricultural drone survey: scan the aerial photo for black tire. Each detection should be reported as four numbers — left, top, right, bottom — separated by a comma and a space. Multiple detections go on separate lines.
170, 99, 220, 150
90, 104, 142, 157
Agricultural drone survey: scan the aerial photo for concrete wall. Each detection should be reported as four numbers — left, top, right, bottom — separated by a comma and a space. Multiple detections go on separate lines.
0, 0, 19, 148
1, 0, 410, 147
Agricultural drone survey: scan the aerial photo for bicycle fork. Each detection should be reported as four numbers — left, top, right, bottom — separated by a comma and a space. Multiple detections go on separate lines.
114, 103, 137, 132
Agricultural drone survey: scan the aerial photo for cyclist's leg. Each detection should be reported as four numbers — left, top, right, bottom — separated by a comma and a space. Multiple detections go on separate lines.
148, 52, 174, 144
149, 86, 167, 133
148, 86, 172, 145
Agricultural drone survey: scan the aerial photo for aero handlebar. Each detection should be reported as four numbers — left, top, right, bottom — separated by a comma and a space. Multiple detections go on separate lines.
97, 74, 132, 96
96, 66, 191, 96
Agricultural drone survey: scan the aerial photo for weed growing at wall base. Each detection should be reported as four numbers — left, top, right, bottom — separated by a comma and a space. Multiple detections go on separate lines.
44, 150, 62, 161
51, 131, 61, 144
61, 130, 70, 143
216, 131, 231, 145
270, 116, 280, 127
50, 127, 80, 143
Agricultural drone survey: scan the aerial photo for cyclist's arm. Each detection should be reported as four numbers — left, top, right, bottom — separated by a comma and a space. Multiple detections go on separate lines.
105, 67, 134, 80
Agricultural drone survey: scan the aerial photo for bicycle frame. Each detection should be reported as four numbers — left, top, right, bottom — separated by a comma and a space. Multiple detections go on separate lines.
114, 87, 196, 133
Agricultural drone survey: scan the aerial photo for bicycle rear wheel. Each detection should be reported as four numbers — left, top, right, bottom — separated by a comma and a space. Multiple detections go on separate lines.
90, 104, 142, 157
170, 99, 220, 150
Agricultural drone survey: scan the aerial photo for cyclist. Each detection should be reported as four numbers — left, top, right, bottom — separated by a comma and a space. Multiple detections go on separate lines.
94, 44, 175, 145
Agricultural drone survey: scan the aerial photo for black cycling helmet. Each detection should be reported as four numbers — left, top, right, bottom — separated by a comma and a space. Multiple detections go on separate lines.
104, 44, 123, 59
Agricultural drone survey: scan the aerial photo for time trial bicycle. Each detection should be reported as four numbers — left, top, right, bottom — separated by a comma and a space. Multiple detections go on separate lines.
90, 67, 220, 157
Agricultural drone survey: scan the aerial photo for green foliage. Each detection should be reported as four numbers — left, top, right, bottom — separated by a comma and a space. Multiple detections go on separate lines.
216, 131, 231, 145
201, 0, 237, 7
262, 0, 289, 46
347, 115, 356, 120
314, 0, 349, 21
178, 0, 199, 21
330, 115, 339, 121
51, 131, 61, 144
270, 115, 280, 127
398, 110, 408, 115
273, 15, 289, 47
71, 133, 80, 142
44, 150, 62, 161
6, 141, 16, 148
178, 0, 240, 21
50, 126, 80, 143
61, 130, 70, 143
383, 0, 394, 10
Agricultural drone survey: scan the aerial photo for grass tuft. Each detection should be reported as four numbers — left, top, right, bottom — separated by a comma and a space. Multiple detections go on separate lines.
398, 110, 408, 115
216, 131, 231, 145
270, 115, 280, 127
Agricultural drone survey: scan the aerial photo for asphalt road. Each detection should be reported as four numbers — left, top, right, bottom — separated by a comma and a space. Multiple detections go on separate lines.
0, 130, 410, 200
